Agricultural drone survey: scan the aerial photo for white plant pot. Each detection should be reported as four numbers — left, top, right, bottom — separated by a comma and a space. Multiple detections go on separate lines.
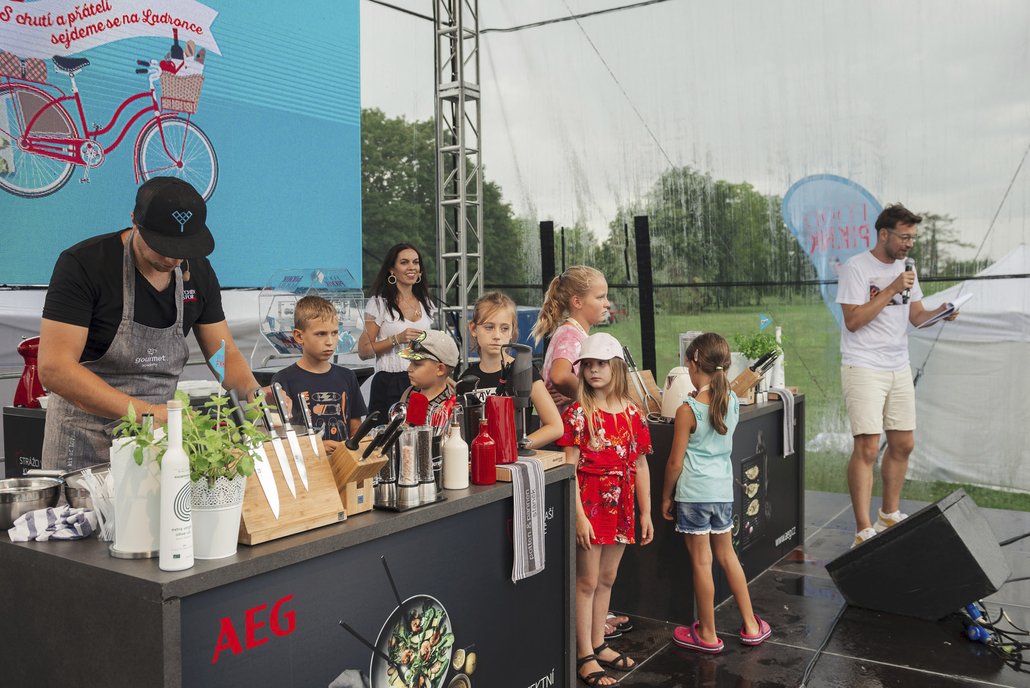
191, 475, 246, 560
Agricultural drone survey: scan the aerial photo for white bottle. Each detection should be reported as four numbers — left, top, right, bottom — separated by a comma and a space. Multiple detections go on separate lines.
159, 399, 194, 571
442, 420, 469, 490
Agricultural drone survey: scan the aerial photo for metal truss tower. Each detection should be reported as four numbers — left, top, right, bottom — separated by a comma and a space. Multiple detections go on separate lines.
433, 0, 483, 364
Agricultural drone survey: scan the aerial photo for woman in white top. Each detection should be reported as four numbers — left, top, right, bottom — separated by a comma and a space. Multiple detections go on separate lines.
359, 243, 435, 420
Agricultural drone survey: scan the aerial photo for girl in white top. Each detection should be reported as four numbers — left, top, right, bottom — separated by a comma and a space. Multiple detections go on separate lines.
359, 243, 434, 419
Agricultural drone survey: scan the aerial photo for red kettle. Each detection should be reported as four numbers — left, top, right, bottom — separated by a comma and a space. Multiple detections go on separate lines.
15, 336, 46, 408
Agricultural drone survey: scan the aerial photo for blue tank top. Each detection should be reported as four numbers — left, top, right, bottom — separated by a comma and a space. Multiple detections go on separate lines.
674, 392, 739, 503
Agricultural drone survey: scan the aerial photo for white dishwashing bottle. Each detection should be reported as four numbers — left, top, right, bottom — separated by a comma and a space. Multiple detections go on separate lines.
159, 399, 194, 571
442, 419, 469, 490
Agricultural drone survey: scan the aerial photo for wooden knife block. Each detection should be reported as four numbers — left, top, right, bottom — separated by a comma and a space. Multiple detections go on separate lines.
328, 439, 389, 517
239, 436, 345, 545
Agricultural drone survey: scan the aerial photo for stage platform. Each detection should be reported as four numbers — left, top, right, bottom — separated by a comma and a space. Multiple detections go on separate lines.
606, 490, 1030, 688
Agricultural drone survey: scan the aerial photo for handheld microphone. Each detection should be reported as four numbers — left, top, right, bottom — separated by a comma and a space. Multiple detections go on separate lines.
902, 258, 915, 304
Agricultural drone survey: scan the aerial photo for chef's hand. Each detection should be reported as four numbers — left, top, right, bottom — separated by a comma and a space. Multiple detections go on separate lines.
661, 497, 675, 521
890, 269, 916, 296
945, 307, 960, 321
576, 513, 594, 550
639, 514, 654, 546
328, 669, 369, 688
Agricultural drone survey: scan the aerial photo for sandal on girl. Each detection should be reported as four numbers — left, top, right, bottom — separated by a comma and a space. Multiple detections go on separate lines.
576, 654, 616, 686
672, 622, 724, 654
593, 642, 635, 671
740, 615, 772, 645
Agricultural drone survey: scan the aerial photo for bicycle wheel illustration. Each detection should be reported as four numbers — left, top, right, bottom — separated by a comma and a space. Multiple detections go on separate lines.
0, 84, 77, 198
135, 115, 218, 200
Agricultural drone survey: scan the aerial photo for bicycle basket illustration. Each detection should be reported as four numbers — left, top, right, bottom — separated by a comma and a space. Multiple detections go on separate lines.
160, 72, 204, 114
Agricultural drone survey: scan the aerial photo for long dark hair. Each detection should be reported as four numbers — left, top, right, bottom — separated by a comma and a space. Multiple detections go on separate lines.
369, 243, 432, 320
685, 332, 732, 435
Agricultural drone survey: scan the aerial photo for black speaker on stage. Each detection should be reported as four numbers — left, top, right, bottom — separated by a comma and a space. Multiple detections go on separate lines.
826, 490, 1010, 621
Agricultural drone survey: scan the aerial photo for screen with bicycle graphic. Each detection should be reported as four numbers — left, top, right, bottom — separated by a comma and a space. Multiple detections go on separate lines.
0, 0, 361, 287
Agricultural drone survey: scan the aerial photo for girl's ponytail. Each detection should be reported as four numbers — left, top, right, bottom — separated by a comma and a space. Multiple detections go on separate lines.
685, 332, 733, 435
531, 266, 606, 344
531, 276, 565, 344
708, 365, 730, 435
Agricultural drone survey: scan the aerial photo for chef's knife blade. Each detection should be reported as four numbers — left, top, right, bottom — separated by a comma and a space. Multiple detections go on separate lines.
228, 389, 279, 519
272, 383, 308, 490
257, 391, 297, 498
296, 392, 321, 456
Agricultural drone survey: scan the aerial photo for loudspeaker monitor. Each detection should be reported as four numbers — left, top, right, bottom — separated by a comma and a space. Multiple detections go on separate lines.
826, 489, 1010, 620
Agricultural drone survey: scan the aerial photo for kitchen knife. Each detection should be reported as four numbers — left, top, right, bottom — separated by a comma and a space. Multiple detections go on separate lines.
363, 414, 403, 458
345, 411, 381, 451
296, 392, 320, 457
272, 383, 308, 490
228, 390, 279, 519
257, 391, 297, 498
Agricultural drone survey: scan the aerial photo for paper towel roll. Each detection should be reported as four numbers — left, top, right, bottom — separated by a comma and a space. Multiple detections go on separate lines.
110, 436, 161, 555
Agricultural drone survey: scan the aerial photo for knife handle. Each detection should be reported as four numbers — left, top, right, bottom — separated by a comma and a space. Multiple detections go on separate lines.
257, 394, 280, 438
296, 392, 315, 433
346, 411, 381, 451
271, 382, 291, 426
622, 346, 638, 371
378, 422, 405, 456
364, 414, 402, 458
227, 389, 247, 427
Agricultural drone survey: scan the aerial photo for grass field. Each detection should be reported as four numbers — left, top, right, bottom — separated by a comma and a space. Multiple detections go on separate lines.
602, 292, 1030, 513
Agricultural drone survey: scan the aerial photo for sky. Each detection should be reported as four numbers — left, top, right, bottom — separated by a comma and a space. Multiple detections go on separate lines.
360, 0, 1030, 263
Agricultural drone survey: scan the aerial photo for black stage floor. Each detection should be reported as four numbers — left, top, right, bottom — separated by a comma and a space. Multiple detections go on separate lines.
604, 491, 1030, 687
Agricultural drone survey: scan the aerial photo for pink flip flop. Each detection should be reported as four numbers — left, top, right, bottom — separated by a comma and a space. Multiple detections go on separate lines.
672, 622, 724, 654
740, 615, 772, 645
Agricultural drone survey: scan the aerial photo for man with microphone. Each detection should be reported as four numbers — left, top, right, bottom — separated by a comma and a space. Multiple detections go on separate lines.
836, 203, 958, 549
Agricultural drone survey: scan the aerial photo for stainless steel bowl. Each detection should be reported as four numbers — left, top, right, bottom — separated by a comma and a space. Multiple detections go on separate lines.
0, 478, 62, 529
25, 463, 110, 509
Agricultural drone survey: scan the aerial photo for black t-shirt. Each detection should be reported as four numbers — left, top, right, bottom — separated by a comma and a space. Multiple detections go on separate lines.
42, 230, 225, 362
461, 360, 542, 403
271, 363, 368, 443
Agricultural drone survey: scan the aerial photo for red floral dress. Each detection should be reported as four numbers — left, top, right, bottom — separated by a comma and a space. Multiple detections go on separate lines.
558, 402, 652, 545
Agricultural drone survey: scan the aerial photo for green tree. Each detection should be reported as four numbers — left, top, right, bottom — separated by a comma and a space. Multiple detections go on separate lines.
908, 213, 975, 277
360, 108, 528, 294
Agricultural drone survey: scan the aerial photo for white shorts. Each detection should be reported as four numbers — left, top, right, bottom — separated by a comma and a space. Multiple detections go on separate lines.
841, 365, 916, 436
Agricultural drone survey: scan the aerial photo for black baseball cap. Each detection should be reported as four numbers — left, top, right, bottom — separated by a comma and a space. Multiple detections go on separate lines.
133, 177, 214, 258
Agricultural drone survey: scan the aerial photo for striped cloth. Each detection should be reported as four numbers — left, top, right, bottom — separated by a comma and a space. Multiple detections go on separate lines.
510, 457, 546, 582
8, 506, 98, 542
769, 387, 796, 457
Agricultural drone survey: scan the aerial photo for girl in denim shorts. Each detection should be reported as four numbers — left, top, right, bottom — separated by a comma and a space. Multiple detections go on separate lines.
660, 333, 772, 654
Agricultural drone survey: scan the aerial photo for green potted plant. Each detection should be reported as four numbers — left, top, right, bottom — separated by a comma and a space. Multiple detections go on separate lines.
731, 332, 781, 362
115, 391, 268, 559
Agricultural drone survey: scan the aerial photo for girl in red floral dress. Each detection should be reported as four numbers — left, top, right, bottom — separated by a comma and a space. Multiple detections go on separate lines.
558, 333, 653, 686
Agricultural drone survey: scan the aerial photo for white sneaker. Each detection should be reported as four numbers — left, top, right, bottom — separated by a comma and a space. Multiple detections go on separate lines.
851, 527, 877, 549
874, 509, 908, 533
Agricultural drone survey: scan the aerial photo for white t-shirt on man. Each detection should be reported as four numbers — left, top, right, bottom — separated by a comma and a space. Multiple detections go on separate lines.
836, 251, 922, 371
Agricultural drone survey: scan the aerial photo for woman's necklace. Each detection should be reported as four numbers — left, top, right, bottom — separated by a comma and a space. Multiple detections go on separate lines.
398, 293, 422, 320
565, 317, 587, 334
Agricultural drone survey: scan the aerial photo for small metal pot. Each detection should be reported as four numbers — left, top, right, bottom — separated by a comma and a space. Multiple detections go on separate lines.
0, 478, 62, 529
25, 463, 110, 509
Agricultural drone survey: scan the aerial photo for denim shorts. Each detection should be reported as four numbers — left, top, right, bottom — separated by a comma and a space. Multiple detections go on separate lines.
675, 501, 734, 535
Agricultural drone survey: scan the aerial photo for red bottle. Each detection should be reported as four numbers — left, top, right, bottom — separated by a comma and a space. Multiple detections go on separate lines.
14, 336, 45, 408
470, 418, 497, 485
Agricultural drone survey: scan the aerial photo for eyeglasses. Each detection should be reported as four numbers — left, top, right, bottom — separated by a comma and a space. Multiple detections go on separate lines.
888, 230, 918, 244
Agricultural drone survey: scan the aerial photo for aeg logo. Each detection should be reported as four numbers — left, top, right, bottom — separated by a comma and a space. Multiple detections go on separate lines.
211, 594, 296, 664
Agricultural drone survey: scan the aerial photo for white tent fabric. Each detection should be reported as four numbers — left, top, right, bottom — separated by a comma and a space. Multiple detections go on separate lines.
908, 245, 1030, 493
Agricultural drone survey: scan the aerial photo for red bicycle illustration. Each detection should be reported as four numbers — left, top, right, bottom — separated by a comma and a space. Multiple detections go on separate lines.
0, 51, 217, 199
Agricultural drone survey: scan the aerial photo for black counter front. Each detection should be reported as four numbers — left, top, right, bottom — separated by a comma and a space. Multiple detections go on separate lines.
611, 397, 805, 625
0, 466, 577, 688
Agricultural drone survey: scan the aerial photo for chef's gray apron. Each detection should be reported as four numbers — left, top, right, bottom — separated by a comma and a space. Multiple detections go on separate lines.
41, 230, 189, 471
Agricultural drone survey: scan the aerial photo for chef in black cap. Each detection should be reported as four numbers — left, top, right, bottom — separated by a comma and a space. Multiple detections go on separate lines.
38, 177, 261, 470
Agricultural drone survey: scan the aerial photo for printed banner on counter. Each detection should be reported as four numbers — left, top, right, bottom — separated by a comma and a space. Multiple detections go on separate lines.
180, 482, 570, 688
0, 0, 361, 287
781, 175, 882, 326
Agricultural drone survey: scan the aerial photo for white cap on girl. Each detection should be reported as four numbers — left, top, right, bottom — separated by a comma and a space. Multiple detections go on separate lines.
574, 333, 625, 364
